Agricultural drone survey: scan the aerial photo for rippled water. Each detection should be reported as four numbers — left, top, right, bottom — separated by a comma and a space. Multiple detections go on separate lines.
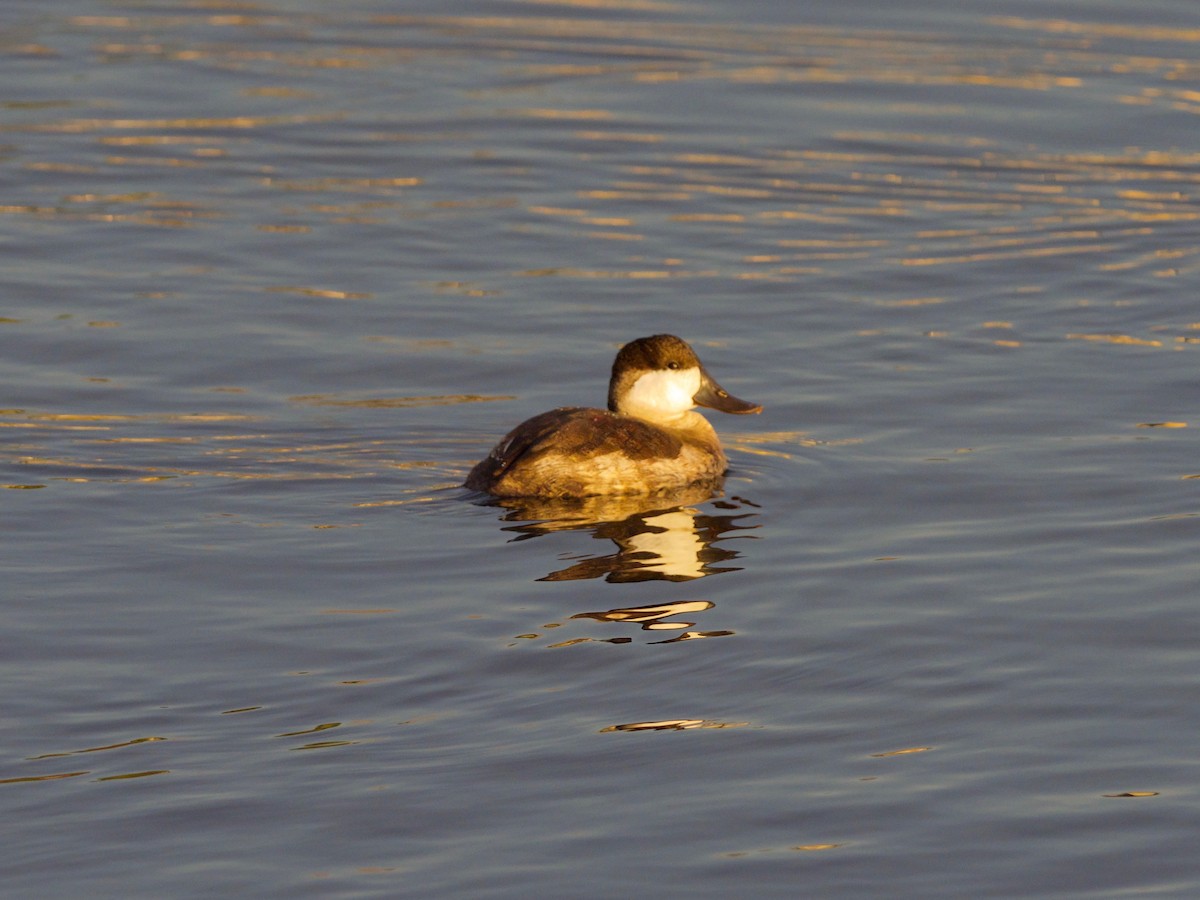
3, 2, 1199, 896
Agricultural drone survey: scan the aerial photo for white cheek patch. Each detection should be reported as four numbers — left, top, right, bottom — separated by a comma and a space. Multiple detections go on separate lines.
626, 367, 701, 417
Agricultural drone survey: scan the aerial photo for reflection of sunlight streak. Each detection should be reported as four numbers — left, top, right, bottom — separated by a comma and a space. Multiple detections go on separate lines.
14, 10, 1200, 297
0, 771, 91, 784
600, 719, 748, 732
1, 408, 467, 493
289, 393, 512, 408
26, 736, 166, 760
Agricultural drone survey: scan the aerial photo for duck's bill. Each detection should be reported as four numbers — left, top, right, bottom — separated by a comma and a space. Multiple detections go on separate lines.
693, 370, 763, 415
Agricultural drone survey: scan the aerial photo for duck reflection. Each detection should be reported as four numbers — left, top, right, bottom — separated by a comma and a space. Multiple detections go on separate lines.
571, 600, 734, 644
486, 489, 760, 583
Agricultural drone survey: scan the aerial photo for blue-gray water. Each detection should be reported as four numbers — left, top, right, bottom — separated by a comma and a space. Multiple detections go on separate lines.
3, 1, 1199, 896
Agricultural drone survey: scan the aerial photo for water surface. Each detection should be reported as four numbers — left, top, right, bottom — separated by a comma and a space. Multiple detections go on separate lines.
3, 1, 1199, 896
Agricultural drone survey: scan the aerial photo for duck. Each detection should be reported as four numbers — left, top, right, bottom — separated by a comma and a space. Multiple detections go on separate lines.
465, 334, 761, 498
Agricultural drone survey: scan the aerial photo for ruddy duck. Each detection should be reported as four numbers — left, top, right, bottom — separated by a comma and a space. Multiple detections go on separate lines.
465, 334, 762, 498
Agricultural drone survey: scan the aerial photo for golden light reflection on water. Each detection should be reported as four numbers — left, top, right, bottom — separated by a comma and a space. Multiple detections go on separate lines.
0, 408, 467, 490
988, 17, 1200, 43
871, 746, 933, 758
289, 394, 513, 408
1102, 791, 1160, 798
12, 113, 342, 133
0, 770, 91, 784
1066, 333, 1163, 348
27, 736, 167, 760
600, 719, 748, 732
3, 7, 1193, 307
722, 842, 845, 858
264, 286, 373, 300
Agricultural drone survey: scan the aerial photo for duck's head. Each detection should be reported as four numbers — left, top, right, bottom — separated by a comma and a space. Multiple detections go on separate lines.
607, 334, 762, 422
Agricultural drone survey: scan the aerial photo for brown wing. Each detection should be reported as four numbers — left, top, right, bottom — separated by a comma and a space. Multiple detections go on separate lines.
468, 407, 683, 485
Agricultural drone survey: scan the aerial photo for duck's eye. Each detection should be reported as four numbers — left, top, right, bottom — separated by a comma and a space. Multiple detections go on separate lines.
666, 361, 680, 370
